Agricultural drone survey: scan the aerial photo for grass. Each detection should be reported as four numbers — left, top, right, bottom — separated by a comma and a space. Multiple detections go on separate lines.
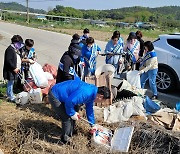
2, 14, 179, 41
0, 81, 7, 98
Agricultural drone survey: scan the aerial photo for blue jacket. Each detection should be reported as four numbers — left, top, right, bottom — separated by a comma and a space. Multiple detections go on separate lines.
51, 78, 97, 125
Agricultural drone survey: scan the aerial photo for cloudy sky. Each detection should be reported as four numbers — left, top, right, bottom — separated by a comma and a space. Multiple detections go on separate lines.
1, 0, 180, 10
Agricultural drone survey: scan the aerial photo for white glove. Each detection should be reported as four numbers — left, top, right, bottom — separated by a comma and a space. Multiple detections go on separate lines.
29, 59, 35, 64
71, 112, 80, 121
138, 70, 144, 75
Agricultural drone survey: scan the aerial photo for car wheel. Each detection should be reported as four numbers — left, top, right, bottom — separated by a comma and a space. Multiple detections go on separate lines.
156, 67, 176, 92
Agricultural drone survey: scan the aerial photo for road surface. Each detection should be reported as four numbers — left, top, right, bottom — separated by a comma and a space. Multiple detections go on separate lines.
0, 21, 179, 108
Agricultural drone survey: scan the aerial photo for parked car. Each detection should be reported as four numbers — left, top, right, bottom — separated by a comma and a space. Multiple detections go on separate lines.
153, 33, 180, 92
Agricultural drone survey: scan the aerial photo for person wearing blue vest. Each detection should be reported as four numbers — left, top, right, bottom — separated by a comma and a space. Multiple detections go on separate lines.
113, 30, 124, 48
124, 32, 140, 70
48, 77, 110, 144
56, 34, 81, 83
105, 34, 124, 73
19, 39, 36, 80
81, 37, 101, 79
139, 41, 158, 100
79, 28, 90, 48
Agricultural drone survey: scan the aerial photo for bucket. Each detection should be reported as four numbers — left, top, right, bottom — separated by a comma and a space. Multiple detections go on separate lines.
16, 92, 29, 105
95, 64, 115, 78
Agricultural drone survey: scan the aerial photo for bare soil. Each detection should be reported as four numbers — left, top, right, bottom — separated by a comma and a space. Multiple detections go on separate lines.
0, 101, 179, 154
42, 28, 152, 42
0, 34, 3, 41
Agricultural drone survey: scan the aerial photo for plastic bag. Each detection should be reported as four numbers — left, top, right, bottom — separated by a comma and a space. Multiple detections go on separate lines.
126, 70, 141, 88
29, 88, 43, 104
42, 63, 57, 79
29, 62, 48, 88
44, 72, 54, 80
144, 96, 160, 114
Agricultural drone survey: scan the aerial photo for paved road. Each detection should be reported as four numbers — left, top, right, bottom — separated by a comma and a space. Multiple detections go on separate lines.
0, 21, 179, 108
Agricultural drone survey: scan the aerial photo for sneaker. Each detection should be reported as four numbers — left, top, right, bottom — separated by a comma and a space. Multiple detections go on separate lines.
7, 98, 16, 103
151, 95, 158, 100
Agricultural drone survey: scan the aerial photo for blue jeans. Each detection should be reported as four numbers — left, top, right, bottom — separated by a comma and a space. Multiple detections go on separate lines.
7, 80, 15, 100
140, 69, 158, 96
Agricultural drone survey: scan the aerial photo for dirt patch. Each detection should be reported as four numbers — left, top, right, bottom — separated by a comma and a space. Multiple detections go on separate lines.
42, 28, 151, 42
0, 101, 179, 154
0, 34, 3, 41
42, 27, 152, 42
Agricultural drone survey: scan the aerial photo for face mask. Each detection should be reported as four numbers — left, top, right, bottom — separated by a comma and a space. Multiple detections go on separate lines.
73, 55, 79, 59
14, 42, 24, 50
84, 34, 89, 38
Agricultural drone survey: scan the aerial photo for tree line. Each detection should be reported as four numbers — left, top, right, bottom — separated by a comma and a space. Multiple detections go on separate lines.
48, 5, 180, 29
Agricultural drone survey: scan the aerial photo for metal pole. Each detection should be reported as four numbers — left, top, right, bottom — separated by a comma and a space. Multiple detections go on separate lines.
26, 0, 29, 24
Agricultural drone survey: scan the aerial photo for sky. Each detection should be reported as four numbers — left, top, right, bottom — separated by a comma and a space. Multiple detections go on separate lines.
1, 0, 180, 11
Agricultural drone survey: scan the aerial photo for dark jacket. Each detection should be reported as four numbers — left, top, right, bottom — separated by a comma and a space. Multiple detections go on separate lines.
3, 45, 17, 80
56, 51, 80, 83
138, 38, 144, 57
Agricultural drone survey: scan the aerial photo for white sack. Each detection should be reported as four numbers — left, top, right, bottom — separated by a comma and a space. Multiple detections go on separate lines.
29, 62, 48, 88
127, 70, 141, 88
44, 72, 54, 80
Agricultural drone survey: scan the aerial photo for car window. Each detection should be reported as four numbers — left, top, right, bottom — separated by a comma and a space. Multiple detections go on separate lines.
167, 39, 180, 50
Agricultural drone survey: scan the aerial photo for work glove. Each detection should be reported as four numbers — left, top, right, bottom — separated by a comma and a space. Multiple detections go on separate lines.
71, 112, 80, 121
89, 125, 97, 135
138, 70, 144, 75
29, 59, 35, 64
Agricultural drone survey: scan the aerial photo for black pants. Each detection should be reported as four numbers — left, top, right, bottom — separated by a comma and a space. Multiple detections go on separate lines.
48, 90, 79, 143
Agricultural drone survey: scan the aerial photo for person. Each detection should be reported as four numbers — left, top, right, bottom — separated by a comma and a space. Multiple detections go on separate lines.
48, 77, 110, 144
3, 35, 23, 102
19, 39, 36, 80
139, 41, 158, 100
113, 30, 124, 48
56, 34, 82, 83
81, 37, 101, 78
136, 31, 144, 70
105, 35, 124, 73
79, 28, 90, 47
124, 32, 140, 70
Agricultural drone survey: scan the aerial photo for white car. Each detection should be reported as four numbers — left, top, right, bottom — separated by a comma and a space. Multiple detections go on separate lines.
153, 33, 180, 92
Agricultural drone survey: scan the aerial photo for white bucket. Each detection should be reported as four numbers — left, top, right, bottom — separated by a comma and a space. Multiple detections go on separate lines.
29, 88, 42, 104
16, 92, 29, 105
95, 64, 115, 78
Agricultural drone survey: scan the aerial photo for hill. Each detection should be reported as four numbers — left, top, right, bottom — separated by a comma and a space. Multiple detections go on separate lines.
47, 5, 180, 28
0, 2, 46, 14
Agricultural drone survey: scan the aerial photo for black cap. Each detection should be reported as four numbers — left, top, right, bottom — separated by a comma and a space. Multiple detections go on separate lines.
69, 43, 81, 56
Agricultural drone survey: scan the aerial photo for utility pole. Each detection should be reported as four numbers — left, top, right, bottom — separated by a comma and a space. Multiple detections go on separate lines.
26, 0, 29, 24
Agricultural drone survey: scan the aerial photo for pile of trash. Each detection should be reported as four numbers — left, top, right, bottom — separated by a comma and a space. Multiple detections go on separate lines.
14, 63, 180, 153
16, 62, 57, 105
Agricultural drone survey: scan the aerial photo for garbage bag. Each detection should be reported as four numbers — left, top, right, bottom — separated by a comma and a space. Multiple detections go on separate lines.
126, 70, 141, 88
42, 63, 57, 79
144, 96, 160, 114
29, 62, 48, 88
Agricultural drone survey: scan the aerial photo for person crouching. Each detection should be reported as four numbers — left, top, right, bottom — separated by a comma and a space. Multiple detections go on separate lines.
48, 77, 110, 144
